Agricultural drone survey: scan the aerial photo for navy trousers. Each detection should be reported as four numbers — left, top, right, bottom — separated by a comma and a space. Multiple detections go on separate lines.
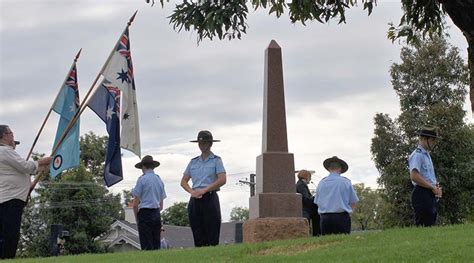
303, 205, 321, 236
137, 208, 161, 250
320, 212, 351, 235
411, 185, 437, 227
0, 199, 26, 259
188, 191, 221, 247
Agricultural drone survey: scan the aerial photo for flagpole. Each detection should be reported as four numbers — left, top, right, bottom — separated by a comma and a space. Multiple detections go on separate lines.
30, 11, 139, 192
52, 10, 138, 157
50, 10, 139, 157
26, 49, 82, 160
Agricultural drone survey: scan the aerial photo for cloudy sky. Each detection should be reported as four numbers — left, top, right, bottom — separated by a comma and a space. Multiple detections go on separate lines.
1, 0, 471, 221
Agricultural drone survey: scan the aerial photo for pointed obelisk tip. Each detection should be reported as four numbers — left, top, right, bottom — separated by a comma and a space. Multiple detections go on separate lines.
268, 40, 280, 49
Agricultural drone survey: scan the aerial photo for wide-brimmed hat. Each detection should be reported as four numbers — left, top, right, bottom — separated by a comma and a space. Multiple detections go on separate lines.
323, 156, 349, 174
135, 155, 160, 169
417, 127, 440, 139
190, 130, 220, 143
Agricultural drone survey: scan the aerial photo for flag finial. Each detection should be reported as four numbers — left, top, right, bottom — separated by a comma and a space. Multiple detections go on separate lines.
74, 48, 82, 62
128, 10, 138, 26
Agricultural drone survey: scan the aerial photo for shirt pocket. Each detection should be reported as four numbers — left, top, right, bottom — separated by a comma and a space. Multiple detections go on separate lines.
189, 164, 201, 176
202, 163, 216, 176
421, 162, 429, 175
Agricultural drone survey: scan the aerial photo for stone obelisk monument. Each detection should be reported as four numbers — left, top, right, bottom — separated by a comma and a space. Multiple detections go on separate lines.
243, 40, 308, 243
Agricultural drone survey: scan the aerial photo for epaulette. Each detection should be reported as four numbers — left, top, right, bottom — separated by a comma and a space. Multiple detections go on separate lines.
191, 156, 200, 160
341, 176, 351, 182
213, 154, 221, 159
320, 176, 328, 182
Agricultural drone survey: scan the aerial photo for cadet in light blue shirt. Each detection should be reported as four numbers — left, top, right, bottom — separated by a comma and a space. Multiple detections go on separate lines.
132, 155, 166, 250
184, 153, 226, 190
181, 130, 226, 247
314, 156, 358, 235
409, 145, 437, 186
408, 127, 442, 227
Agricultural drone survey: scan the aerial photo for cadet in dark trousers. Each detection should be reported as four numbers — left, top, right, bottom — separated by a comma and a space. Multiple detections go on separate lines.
181, 130, 226, 247
408, 127, 442, 227
295, 170, 320, 236
132, 155, 166, 250
314, 156, 359, 235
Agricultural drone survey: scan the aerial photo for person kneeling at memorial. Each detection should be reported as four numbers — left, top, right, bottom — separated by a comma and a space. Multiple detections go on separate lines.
132, 155, 167, 250
314, 156, 359, 235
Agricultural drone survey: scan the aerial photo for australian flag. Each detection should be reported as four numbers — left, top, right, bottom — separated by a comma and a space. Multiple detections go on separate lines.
101, 27, 141, 158
87, 79, 123, 187
50, 63, 80, 177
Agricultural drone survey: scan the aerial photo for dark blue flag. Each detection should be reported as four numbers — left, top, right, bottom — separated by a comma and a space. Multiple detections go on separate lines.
87, 79, 123, 187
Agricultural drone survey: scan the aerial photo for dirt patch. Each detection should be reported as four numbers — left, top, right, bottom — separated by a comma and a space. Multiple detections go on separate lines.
255, 240, 342, 256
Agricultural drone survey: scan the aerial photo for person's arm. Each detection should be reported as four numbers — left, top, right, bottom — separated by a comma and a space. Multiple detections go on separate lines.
410, 169, 441, 196
181, 174, 202, 198
160, 183, 166, 211
296, 181, 314, 206
349, 183, 359, 210
131, 179, 142, 222
195, 157, 227, 195
132, 197, 140, 223
3, 148, 39, 174
200, 172, 226, 194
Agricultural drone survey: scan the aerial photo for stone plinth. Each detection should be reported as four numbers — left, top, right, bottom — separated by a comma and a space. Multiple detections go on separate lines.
255, 152, 295, 194
243, 218, 309, 243
249, 193, 302, 219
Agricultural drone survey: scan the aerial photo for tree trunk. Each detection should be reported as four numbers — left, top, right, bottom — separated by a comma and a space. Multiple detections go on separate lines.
440, 0, 474, 114
468, 35, 474, 114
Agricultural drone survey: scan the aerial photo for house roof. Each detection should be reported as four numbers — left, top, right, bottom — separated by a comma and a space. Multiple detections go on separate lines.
109, 234, 141, 250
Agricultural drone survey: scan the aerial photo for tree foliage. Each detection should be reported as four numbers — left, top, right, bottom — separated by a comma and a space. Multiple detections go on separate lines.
371, 35, 473, 227
80, 131, 107, 180
152, 0, 374, 43
161, 202, 189, 226
351, 184, 381, 230
19, 132, 123, 257
150, 0, 474, 113
230, 206, 249, 222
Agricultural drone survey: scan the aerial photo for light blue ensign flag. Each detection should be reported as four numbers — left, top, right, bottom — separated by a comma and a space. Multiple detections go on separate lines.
50, 63, 81, 178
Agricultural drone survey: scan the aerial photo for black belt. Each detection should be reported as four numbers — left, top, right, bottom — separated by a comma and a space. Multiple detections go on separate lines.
139, 208, 159, 211
203, 191, 217, 197
321, 212, 349, 215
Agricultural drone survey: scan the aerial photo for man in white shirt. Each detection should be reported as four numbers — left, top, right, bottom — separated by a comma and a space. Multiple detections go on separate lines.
0, 125, 51, 259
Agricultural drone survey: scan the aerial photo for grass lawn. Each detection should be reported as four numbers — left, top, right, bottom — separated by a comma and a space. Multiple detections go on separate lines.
13, 223, 474, 262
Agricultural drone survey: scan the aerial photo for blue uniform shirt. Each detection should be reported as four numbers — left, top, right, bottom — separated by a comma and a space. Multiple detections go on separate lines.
184, 152, 226, 190
314, 172, 359, 214
408, 145, 437, 186
132, 170, 166, 210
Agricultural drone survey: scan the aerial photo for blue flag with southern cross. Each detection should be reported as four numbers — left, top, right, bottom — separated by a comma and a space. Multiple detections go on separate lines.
50, 63, 81, 177
87, 79, 123, 187
101, 27, 141, 158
